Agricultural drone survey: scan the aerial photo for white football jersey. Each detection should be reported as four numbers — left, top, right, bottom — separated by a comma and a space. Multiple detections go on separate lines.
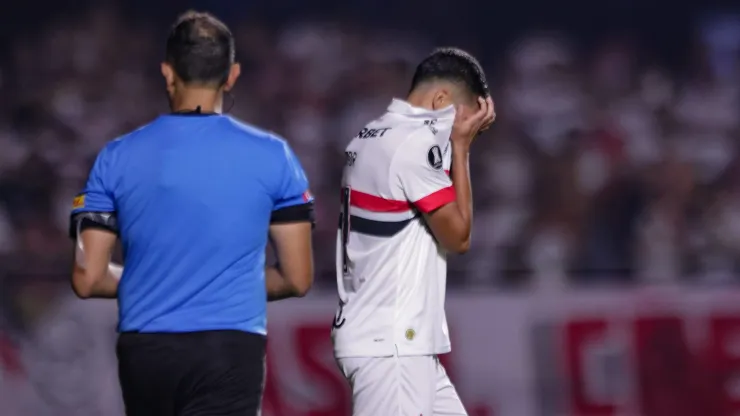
332, 99, 456, 358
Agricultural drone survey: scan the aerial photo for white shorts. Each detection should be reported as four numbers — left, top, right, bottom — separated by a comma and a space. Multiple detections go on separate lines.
337, 354, 467, 416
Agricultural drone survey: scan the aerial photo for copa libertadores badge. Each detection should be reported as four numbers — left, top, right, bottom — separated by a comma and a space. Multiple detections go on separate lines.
427, 145, 443, 170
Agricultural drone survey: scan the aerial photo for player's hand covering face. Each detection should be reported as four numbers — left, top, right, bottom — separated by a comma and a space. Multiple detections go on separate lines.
451, 96, 495, 147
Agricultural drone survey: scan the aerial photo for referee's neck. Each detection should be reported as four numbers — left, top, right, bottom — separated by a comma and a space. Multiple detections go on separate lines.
170, 87, 223, 114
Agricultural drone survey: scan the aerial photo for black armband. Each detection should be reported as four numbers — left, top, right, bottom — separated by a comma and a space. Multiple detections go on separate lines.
271, 202, 315, 227
69, 212, 119, 239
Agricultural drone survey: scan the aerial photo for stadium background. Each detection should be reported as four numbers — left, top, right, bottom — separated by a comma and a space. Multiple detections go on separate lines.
2, 0, 740, 414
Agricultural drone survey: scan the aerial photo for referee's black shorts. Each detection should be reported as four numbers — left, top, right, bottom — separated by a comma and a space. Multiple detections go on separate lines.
117, 330, 266, 416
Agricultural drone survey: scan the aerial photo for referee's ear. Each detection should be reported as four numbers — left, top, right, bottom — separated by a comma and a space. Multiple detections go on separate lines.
161, 62, 176, 96
223, 63, 241, 92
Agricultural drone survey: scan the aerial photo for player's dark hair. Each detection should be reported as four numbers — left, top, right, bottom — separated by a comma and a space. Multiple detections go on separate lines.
410, 47, 489, 99
165, 11, 235, 87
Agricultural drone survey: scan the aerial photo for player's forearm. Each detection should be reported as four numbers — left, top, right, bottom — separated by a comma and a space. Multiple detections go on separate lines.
265, 265, 299, 302
450, 143, 473, 241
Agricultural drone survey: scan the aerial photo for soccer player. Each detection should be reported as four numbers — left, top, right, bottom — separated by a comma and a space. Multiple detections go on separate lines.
332, 48, 495, 415
69, 11, 314, 416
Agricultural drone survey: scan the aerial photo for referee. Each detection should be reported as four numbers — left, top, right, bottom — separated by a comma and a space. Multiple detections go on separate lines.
68, 11, 315, 416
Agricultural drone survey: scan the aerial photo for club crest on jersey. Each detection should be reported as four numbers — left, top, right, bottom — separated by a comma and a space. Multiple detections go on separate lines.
405, 328, 416, 341
72, 194, 85, 209
427, 145, 443, 170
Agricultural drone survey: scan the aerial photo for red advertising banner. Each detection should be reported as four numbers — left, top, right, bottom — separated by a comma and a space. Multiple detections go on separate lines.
4, 288, 740, 415
264, 289, 740, 416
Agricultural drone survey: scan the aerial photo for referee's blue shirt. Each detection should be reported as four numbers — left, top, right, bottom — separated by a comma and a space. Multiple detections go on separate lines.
71, 113, 313, 335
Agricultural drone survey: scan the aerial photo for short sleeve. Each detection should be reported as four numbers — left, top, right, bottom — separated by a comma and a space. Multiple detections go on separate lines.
392, 132, 455, 213
272, 141, 313, 211
72, 146, 116, 215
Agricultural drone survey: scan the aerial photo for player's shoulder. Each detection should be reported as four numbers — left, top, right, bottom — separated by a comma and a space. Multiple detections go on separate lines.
386, 121, 441, 165
350, 111, 436, 151
105, 116, 165, 146
399, 124, 439, 149
383, 100, 454, 147
96, 121, 154, 156
222, 116, 277, 139
384, 117, 453, 176
221, 116, 291, 150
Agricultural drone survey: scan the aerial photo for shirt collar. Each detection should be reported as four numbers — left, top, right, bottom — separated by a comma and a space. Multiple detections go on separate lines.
169, 107, 220, 116
387, 98, 456, 119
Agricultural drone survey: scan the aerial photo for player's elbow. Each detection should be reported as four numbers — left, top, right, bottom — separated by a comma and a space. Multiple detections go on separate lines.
454, 239, 471, 254
290, 275, 313, 297
71, 272, 94, 299
71, 266, 106, 299
445, 237, 471, 254
72, 285, 93, 299
293, 284, 311, 298
281, 265, 313, 298
437, 226, 472, 254
424, 206, 472, 254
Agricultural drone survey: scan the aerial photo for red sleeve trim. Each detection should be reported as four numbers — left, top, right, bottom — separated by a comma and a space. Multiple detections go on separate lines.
414, 186, 456, 213
349, 189, 412, 213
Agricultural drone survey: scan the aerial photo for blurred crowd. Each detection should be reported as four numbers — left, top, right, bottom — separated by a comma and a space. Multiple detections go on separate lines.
1, 6, 740, 293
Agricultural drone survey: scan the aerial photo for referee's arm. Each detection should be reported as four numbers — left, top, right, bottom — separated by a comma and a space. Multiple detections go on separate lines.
69, 146, 122, 299
265, 141, 315, 301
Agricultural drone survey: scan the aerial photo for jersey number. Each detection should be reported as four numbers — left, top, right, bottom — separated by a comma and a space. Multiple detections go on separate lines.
339, 187, 351, 275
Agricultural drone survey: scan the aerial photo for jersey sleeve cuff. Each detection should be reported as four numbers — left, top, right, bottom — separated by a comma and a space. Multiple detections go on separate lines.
69, 211, 119, 239
271, 202, 315, 226
413, 186, 456, 213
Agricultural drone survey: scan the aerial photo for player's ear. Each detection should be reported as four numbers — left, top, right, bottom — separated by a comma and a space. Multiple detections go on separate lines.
431, 88, 452, 111
224, 63, 241, 92
161, 62, 176, 94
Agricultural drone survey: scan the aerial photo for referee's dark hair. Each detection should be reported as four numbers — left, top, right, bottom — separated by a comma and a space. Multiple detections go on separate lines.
410, 47, 489, 102
165, 11, 235, 87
